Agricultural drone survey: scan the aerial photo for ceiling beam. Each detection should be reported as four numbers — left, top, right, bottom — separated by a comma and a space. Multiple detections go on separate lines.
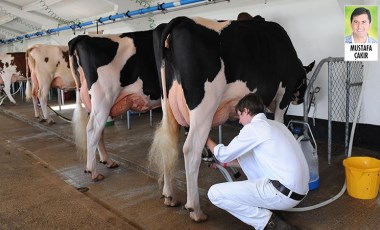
0, 27, 20, 37
0, 15, 15, 25
102, 0, 118, 13
1, 25, 24, 34
22, 0, 63, 12
0, 1, 58, 28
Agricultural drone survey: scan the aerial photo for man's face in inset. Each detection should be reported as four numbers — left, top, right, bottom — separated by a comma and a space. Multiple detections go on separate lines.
351, 13, 371, 40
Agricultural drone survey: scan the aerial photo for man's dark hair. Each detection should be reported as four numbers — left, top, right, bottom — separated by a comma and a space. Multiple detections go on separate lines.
351, 7, 372, 23
237, 12, 253, 21
235, 93, 265, 116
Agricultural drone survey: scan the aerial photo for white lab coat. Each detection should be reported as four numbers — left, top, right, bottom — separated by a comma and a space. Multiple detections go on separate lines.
208, 113, 309, 230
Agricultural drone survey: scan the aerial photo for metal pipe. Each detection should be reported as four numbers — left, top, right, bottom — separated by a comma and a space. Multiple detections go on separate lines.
127, 111, 131, 130
150, 109, 153, 126
327, 62, 332, 164
345, 62, 350, 156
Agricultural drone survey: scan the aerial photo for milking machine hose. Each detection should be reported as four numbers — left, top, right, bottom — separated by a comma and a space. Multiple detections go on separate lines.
287, 62, 369, 212
47, 104, 72, 122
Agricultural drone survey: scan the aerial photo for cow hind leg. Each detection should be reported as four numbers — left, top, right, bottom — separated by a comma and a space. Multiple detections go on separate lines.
84, 85, 115, 181
2, 82, 17, 104
25, 81, 40, 119
182, 115, 212, 222
272, 84, 287, 123
31, 95, 41, 120
38, 88, 55, 124
85, 111, 109, 181
273, 92, 287, 123
149, 99, 181, 207
97, 131, 119, 169
274, 106, 287, 123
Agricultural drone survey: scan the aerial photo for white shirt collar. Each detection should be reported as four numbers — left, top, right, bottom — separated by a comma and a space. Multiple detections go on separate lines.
251, 113, 267, 122
351, 34, 368, 44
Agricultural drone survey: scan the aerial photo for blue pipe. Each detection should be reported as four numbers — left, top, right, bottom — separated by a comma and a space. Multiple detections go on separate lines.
0, 0, 210, 45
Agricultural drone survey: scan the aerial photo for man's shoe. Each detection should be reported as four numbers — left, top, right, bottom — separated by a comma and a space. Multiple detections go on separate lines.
265, 212, 292, 230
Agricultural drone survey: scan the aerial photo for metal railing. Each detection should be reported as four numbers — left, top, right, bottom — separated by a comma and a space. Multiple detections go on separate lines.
304, 57, 363, 164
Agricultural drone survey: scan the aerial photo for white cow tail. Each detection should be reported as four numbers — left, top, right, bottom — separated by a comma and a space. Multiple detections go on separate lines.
149, 59, 179, 187
149, 98, 180, 187
25, 48, 33, 102
68, 51, 87, 160
25, 78, 32, 102
72, 89, 87, 160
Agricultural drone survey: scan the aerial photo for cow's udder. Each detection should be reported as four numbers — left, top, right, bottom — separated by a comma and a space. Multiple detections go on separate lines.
110, 94, 150, 117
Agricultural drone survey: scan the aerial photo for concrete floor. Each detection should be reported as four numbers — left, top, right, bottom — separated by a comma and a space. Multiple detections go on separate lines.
0, 94, 379, 230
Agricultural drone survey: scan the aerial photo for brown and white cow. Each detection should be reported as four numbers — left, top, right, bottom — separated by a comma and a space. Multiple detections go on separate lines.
25, 44, 75, 124
0, 52, 27, 104
68, 31, 161, 181
149, 16, 314, 222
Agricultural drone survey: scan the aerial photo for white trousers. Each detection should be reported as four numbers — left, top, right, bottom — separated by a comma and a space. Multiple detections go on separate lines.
207, 177, 300, 230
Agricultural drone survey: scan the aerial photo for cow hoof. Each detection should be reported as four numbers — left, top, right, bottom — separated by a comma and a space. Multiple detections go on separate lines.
47, 120, 56, 125
162, 195, 181, 207
164, 200, 181, 207
107, 162, 118, 169
190, 211, 208, 223
76, 187, 89, 193
92, 174, 105, 182
99, 161, 119, 169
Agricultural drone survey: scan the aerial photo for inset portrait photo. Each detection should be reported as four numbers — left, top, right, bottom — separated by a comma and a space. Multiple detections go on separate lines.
345, 6, 378, 44
344, 6, 378, 61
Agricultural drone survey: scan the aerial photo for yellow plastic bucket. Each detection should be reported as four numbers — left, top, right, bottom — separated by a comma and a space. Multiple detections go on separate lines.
343, 157, 380, 199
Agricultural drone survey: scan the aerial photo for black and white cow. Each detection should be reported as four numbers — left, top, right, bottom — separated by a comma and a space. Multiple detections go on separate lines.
0, 52, 27, 104
149, 16, 314, 222
68, 30, 161, 181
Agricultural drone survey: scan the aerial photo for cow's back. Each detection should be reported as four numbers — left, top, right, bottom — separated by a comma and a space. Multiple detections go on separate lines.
220, 20, 305, 109
162, 17, 223, 111
27, 45, 74, 89
160, 17, 307, 127
70, 32, 160, 100
28, 45, 69, 69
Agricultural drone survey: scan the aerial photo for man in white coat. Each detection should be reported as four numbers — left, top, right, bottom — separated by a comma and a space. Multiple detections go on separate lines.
206, 93, 309, 230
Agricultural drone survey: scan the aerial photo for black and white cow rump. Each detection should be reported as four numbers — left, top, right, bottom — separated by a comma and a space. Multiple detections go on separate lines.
69, 31, 161, 181
149, 16, 313, 222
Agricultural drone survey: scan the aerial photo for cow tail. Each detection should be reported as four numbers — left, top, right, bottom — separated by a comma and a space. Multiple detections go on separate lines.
149, 99, 180, 187
25, 48, 33, 102
69, 50, 87, 160
160, 16, 189, 59
149, 61, 180, 188
72, 88, 87, 160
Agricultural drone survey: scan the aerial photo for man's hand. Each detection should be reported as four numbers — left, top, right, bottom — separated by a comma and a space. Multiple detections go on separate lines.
206, 138, 217, 153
